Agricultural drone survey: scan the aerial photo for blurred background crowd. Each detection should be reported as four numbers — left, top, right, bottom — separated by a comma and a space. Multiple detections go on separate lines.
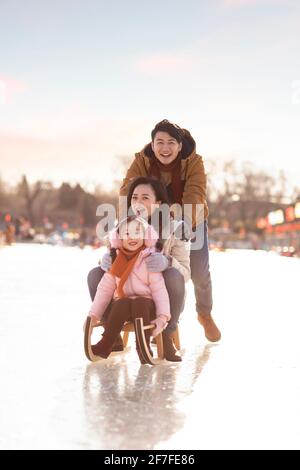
1, 159, 299, 258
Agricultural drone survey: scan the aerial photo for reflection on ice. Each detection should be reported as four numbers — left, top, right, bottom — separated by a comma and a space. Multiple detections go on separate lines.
82, 345, 211, 450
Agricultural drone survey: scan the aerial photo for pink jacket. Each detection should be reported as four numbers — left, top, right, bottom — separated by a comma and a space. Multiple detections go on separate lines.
89, 247, 171, 323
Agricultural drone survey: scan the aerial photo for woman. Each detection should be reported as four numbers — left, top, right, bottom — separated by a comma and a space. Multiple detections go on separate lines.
119, 119, 221, 342
87, 177, 190, 361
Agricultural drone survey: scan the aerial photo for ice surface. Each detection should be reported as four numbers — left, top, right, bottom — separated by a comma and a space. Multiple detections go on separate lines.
0, 244, 299, 449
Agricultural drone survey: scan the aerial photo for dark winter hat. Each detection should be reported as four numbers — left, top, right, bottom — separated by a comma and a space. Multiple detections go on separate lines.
151, 119, 184, 143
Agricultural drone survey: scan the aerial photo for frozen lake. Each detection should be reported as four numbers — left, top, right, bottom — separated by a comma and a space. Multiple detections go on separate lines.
0, 243, 300, 450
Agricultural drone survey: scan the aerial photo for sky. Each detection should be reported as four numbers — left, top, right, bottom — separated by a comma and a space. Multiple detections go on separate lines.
0, 0, 299, 192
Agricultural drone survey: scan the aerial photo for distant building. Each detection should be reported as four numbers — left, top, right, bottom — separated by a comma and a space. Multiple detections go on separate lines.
258, 201, 300, 255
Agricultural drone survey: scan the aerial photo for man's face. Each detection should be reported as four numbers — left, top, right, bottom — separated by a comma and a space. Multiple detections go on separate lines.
151, 131, 182, 165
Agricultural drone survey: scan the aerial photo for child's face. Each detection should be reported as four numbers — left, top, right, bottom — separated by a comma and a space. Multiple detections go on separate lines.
119, 220, 144, 251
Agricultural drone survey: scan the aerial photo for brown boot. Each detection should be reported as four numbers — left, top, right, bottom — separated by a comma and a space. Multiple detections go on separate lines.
101, 321, 124, 352
162, 331, 182, 362
198, 313, 221, 342
111, 334, 124, 352
91, 335, 113, 358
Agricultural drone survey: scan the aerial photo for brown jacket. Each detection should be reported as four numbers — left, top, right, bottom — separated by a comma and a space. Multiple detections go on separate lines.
120, 132, 209, 227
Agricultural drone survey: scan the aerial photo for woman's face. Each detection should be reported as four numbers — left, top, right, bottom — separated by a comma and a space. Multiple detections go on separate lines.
131, 184, 161, 218
119, 220, 144, 251
151, 131, 182, 165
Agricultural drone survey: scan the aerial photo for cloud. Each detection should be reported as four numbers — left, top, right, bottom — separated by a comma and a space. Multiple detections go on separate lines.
0, 76, 27, 105
134, 52, 196, 76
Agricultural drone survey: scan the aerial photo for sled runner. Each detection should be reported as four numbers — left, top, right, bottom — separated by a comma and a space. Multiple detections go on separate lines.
84, 316, 102, 362
134, 317, 162, 365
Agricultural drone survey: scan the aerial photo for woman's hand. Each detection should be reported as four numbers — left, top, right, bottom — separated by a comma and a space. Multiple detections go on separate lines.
146, 253, 169, 272
100, 252, 112, 271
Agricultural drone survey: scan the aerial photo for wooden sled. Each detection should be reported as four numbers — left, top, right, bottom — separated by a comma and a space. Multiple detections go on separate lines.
84, 316, 180, 365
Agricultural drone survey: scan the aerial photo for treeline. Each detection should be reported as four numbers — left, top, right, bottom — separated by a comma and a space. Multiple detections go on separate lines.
206, 161, 299, 232
0, 175, 119, 228
0, 160, 299, 232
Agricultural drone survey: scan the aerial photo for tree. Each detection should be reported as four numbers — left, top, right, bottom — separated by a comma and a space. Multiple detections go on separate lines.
17, 175, 42, 225
0, 176, 7, 207
80, 193, 97, 226
58, 183, 80, 210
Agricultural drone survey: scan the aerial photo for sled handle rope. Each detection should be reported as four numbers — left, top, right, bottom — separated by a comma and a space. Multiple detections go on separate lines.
84, 316, 162, 365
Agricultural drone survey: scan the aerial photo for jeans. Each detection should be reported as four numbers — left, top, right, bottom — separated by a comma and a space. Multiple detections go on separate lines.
87, 267, 111, 322
87, 266, 185, 333
190, 220, 213, 315
163, 267, 185, 333
87, 266, 105, 301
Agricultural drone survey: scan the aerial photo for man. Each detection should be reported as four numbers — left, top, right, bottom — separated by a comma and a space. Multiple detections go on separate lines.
120, 119, 221, 342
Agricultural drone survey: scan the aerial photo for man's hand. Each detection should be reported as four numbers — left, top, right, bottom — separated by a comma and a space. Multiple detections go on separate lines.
145, 253, 169, 272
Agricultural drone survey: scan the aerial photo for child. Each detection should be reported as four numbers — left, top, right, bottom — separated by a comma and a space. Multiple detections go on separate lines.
87, 216, 170, 360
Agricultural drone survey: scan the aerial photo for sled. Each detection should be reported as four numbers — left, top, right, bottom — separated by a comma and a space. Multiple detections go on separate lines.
84, 316, 168, 365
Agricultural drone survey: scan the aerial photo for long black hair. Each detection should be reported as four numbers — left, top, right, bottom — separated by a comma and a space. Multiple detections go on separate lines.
127, 176, 169, 211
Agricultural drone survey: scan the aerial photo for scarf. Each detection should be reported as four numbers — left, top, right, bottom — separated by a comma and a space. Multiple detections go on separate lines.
109, 245, 145, 298
149, 153, 183, 204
